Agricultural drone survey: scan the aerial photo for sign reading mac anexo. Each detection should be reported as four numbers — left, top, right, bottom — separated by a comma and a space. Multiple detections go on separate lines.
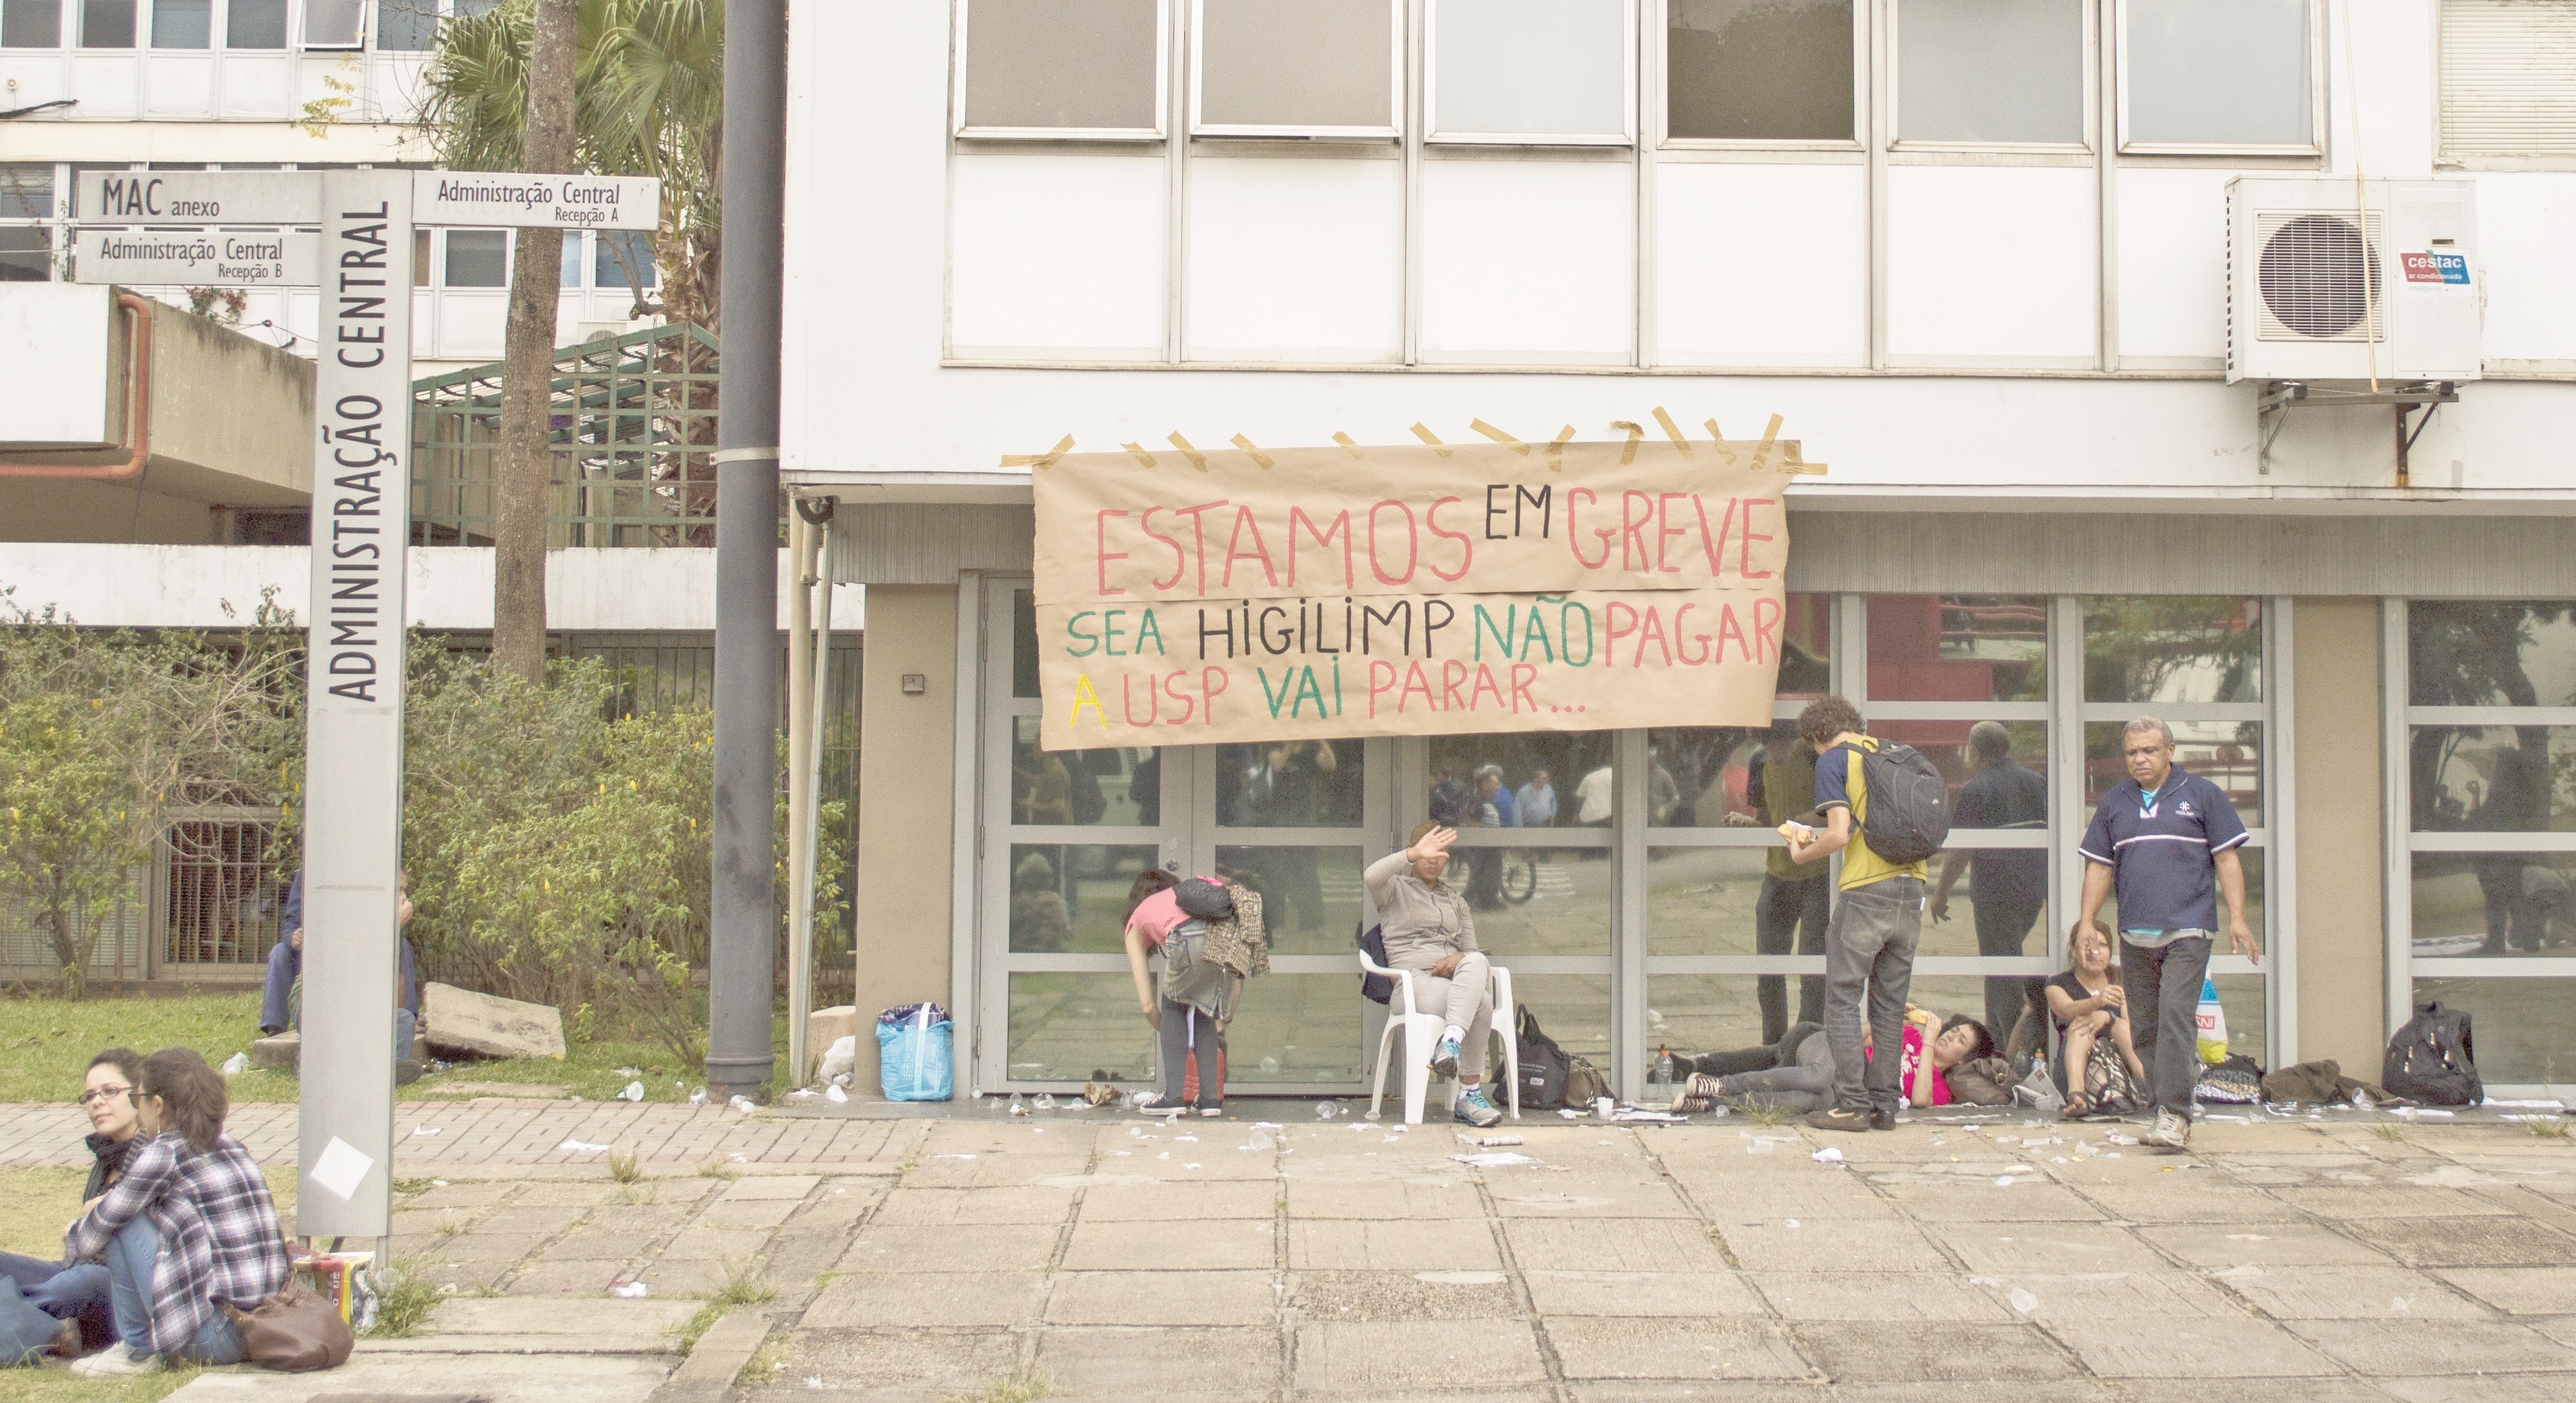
1032, 439, 1798, 750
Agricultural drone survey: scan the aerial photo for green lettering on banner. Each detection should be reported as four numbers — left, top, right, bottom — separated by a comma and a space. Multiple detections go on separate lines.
1472, 604, 1513, 661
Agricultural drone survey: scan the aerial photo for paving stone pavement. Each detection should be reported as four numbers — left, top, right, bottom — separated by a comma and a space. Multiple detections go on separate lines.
9, 1101, 2576, 1401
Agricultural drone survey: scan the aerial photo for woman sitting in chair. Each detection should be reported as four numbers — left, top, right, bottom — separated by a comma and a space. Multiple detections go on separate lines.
1362, 824, 1503, 1128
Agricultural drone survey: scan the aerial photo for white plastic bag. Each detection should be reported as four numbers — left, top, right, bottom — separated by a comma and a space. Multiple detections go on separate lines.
817, 1034, 857, 1086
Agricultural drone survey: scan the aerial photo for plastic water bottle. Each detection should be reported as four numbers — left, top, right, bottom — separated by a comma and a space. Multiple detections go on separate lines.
1647, 1049, 1679, 1103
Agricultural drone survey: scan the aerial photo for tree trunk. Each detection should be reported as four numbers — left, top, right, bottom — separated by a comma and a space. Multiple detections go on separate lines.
492, 0, 579, 687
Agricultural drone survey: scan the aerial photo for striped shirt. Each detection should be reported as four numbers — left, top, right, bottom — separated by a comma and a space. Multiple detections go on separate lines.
69, 1131, 290, 1356
2077, 765, 2249, 942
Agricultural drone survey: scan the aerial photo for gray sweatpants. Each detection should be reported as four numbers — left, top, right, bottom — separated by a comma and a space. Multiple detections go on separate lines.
1156, 1001, 1222, 1107
1395, 951, 1493, 1078
1717, 1030, 1837, 1112
1823, 875, 1923, 1118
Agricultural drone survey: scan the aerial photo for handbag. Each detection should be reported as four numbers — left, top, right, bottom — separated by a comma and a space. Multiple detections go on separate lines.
220, 1278, 353, 1372
1514, 1006, 1571, 1109
2085, 1044, 2145, 1114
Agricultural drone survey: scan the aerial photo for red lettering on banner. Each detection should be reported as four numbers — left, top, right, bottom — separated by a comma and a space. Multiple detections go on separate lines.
1096, 510, 1130, 596
1656, 494, 1691, 574
1368, 659, 1397, 718
1606, 601, 1639, 665
1693, 494, 1737, 579
1674, 603, 1710, 665
1714, 605, 1751, 663
1171, 500, 1231, 594
1288, 507, 1353, 590
1568, 489, 1611, 568
1441, 659, 1469, 712
1162, 668, 1196, 725
1469, 664, 1506, 711
1752, 596, 1782, 663
1425, 497, 1473, 583
1141, 507, 1185, 591
1740, 499, 1777, 581
1399, 661, 1437, 712
1220, 506, 1279, 590
1367, 500, 1419, 585
1200, 666, 1228, 722
1123, 673, 1160, 726
1633, 606, 1673, 668
1621, 491, 1654, 572
1509, 663, 1537, 713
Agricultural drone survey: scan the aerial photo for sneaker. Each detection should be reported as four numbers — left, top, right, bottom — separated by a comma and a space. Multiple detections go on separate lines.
1131, 1092, 1183, 1116
1197, 1105, 1224, 1117
1804, 1105, 1872, 1133
2142, 1108, 2191, 1151
1669, 1073, 1724, 1115
1429, 1037, 1462, 1079
1870, 1105, 1898, 1131
1454, 1085, 1503, 1128
71, 1348, 157, 1378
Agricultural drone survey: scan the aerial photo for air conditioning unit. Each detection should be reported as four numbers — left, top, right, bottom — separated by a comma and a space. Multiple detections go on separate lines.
2225, 178, 2483, 385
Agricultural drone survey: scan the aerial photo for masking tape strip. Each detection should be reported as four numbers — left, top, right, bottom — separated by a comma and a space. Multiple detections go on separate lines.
1782, 442, 1827, 476
1545, 424, 1575, 473
1750, 414, 1784, 474
1167, 432, 1209, 472
999, 433, 1075, 471
1651, 407, 1693, 457
1121, 442, 1157, 468
1229, 434, 1274, 470
1409, 423, 1453, 458
1703, 418, 1738, 468
1333, 432, 1362, 458
1610, 421, 1644, 466
1469, 418, 1531, 457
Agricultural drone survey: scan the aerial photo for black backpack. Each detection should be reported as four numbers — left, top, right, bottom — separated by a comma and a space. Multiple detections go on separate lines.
1514, 1006, 1571, 1109
2384, 1001, 2482, 1107
1357, 924, 1394, 1005
1855, 741, 1951, 866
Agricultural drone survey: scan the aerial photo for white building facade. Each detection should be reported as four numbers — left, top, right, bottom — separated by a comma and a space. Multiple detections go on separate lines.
787, 1, 2576, 1102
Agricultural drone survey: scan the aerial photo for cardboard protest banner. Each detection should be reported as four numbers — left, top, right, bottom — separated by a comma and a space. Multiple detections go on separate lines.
1031, 435, 1798, 750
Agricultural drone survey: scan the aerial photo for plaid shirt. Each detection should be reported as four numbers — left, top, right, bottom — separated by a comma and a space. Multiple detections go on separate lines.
68, 1132, 289, 1356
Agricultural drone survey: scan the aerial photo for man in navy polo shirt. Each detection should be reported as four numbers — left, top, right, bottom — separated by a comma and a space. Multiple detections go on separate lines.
2077, 717, 2259, 1151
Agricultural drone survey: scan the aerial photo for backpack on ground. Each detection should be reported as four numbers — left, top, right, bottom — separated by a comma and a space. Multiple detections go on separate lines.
1856, 741, 1951, 865
2384, 1001, 2483, 1107
1563, 1055, 1610, 1107
1514, 1006, 1571, 1109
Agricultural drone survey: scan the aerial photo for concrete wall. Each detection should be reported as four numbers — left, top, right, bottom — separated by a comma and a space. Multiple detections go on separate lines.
2293, 596, 2388, 1077
849, 585, 958, 1098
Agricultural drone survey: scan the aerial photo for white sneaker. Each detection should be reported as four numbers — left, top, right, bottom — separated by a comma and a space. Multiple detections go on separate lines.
71, 1348, 158, 1378
2143, 1108, 2191, 1151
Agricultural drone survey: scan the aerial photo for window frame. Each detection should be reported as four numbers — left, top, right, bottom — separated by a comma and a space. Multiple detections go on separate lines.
1889, 0, 2095, 155
221, 0, 287, 50
1424, 0, 1638, 148
1655, 0, 1868, 153
2113, 0, 2326, 157
950, 0, 1170, 142
302, 0, 362, 50
1187, 0, 1404, 141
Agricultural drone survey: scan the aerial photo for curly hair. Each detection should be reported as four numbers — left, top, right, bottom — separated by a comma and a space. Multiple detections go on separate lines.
1796, 695, 1865, 750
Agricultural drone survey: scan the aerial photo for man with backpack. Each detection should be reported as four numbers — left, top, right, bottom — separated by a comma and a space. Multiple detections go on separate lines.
1784, 696, 1947, 1132
2076, 716, 2258, 1152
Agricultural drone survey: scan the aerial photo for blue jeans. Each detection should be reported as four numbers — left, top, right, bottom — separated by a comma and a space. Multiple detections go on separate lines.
0, 1250, 113, 1352
396, 1006, 416, 1062
102, 1217, 246, 1365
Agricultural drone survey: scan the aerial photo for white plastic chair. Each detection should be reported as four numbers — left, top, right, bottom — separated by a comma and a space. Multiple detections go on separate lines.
1359, 945, 1521, 1125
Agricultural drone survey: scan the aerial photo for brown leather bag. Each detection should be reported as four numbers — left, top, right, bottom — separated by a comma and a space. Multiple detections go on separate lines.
220, 1279, 353, 1372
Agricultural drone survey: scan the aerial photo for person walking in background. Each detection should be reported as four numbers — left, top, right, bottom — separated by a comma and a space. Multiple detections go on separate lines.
1363, 824, 1504, 1128
1743, 732, 1831, 1044
1931, 722, 2050, 1063
1783, 696, 1928, 1133
2077, 716, 2258, 1152
1516, 768, 1556, 829
1462, 765, 1517, 911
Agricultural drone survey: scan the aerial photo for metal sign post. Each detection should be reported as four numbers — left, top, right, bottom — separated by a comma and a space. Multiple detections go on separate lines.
75, 166, 656, 1240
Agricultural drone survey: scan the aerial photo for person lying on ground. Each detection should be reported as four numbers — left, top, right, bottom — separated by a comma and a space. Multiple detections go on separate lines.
1680, 1022, 1821, 1081
2045, 920, 2149, 1118
1670, 1008, 1992, 1114
1363, 825, 1505, 1128
0, 1050, 142, 1361
63, 1047, 290, 1378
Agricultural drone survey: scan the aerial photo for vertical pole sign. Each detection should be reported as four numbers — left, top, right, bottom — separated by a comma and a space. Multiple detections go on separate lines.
77, 167, 657, 1242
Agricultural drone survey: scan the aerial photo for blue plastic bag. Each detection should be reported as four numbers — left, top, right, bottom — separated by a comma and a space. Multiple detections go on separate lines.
876, 1005, 954, 1102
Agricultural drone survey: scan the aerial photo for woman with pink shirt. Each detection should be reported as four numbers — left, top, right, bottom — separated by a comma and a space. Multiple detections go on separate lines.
1122, 870, 1235, 1115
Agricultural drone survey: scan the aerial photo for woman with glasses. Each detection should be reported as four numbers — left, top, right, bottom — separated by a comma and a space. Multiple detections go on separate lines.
0, 1050, 145, 1362
64, 1048, 290, 1377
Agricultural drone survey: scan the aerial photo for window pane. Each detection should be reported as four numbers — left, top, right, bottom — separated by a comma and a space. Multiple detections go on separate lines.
1013, 718, 1160, 828
2085, 719, 2261, 825
1649, 723, 1790, 828
2411, 726, 2576, 834
595, 230, 657, 289
65, 164, 129, 218
1868, 594, 2046, 702
2409, 601, 2576, 708
1200, 0, 1393, 131
303, 0, 358, 45
1516, 972, 1612, 1070
1216, 740, 1361, 828
224, 0, 281, 47
376, 0, 434, 51
0, 226, 50, 282
1427, 732, 1613, 832
453, 0, 494, 15
1432, 0, 1626, 137
1221, 974, 1364, 1084
442, 229, 505, 286
0, 163, 53, 220
80, 0, 134, 46
560, 230, 583, 286
1008, 843, 1157, 953
1648, 976, 1788, 1073
2128, 0, 2312, 147
2408, 977, 2576, 1083
1007, 971, 1154, 1084
963, 0, 1157, 131
1646, 846, 1773, 956
1668, 0, 1853, 142
411, 227, 429, 286
2083, 596, 2262, 703
3, 0, 64, 47
150, 0, 205, 46
2413, 854, 2576, 958
1217, 844, 1364, 953
1897, 0, 2082, 144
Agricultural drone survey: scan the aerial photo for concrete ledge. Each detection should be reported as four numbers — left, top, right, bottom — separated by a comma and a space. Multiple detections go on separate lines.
648, 1310, 771, 1403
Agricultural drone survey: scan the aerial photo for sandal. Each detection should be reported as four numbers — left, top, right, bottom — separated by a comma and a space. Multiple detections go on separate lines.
2061, 1092, 2093, 1120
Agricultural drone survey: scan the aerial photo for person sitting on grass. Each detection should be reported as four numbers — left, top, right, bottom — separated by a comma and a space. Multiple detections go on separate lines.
2046, 920, 2149, 1118
0, 1050, 145, 1362
1671, 1008, 1993, 1115
264, 870, 426, 1084
63, 1048, 290, 1378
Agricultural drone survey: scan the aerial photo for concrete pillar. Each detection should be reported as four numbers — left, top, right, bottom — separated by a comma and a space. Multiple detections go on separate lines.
851, 585, 958, 1097
2292, 596, 2387, 1076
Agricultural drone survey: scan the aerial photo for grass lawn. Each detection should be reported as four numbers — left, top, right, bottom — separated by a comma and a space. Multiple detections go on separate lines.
0, 990, 794, 1105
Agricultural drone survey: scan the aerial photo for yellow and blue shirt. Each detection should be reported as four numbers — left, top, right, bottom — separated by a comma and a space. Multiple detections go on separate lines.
1814, 737, 1930, 891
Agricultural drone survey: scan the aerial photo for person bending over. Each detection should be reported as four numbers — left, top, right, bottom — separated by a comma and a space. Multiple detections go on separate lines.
63, 1049, 290, 1377
1363, 824, 1505, 1128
